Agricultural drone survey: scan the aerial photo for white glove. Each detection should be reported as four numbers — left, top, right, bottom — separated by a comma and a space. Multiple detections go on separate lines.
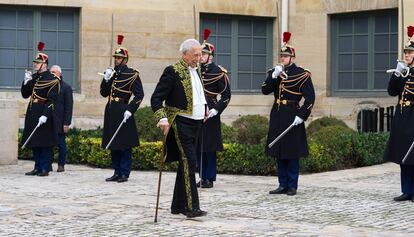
123, 110, 132, 123
395, 61, 408, 77
207, 109, 218, 119
38, 116, 47, 126
24, 70, 33, 85
292, 116, 304, 126
103, 67, 115, 81
272, 64, 284, 79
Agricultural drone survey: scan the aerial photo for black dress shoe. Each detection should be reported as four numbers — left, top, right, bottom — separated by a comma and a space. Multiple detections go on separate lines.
37, 170, 49, 177
57, 166, 65, 172
186, 209, 207, 218
25, 169, 39, 176
393, 193, 411, 201
171, 208, 186, 215
269, 187, 287, 194
105, 174, 119, 182
287, 188, 297, 196
201, 180, 213, 188
117, 175, 128, 183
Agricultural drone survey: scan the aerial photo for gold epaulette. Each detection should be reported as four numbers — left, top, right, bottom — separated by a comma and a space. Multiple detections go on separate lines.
130, 67, 140, 74
218, 65, 228, 74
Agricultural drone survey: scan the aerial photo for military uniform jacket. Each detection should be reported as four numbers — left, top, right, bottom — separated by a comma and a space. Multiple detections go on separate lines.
100, 64, 144, 150
21, 70, 60, 148
200, 62, 231, 152
151, 59, 206, 163
384, 72, 414, 165
262, 63, 315, 159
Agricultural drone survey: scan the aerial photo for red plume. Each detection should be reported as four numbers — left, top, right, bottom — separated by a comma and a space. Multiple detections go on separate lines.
282, 32, 291, 44
37, 42, 45, 51
203, 28, 211, 41
117, 35, 124, 45
408, 26, 414, 38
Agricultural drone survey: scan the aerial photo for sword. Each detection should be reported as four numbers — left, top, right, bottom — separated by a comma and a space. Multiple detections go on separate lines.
21, 122, 41, 149
268, 122, 295, 148
105, 118, 126, 150
402, 140, 414, 164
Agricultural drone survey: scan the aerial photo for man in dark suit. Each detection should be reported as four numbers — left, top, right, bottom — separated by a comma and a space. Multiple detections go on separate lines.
151, 39, 207, 218
50, 65, 73, 172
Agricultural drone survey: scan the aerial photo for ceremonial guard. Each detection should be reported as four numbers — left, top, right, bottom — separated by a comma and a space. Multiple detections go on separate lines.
21, 42, 60, 176
151, 39, 207, 218
101, 35, 144, 183
384, 26, 414, 202
197, 29, 231, 188
262, 32, 315, 196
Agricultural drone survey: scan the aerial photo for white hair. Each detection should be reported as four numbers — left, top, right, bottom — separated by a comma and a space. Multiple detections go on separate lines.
179, 39, 201, 54
50, 65, 62, 74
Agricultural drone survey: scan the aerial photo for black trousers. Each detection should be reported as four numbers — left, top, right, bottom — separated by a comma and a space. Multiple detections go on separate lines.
171, 116, 202, 211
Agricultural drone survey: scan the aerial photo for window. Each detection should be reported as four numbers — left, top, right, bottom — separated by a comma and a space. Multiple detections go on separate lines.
330, 9, 397, 96
0, 6, 79, 90
200, 14, 273, 93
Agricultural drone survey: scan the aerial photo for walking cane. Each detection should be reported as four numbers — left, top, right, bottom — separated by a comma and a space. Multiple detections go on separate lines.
154, 133, 167, 223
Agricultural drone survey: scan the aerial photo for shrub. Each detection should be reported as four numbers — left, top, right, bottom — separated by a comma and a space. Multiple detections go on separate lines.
221, 122, 239, 144
134, 106, 162, 142
232, 115, 269, 145
307, 116, 349, 137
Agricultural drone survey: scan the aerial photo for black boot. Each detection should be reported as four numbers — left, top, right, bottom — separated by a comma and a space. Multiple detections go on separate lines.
105, 174, 119, 182
117, 175, 128, 183
25, 169, 39, 176
37, 170, 49, 177
186, 209, 207, 218
269, 187, 287, 194
393, 193, 411, 201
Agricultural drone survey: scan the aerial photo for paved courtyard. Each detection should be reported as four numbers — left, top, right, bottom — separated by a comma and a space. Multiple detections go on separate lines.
0, 160, 413, 236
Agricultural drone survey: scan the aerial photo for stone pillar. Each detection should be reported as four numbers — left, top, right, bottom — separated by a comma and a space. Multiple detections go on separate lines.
0, 100, 19, 165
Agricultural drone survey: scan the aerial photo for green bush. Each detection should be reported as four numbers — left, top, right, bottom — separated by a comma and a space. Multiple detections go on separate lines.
221, 122, 239, 144
232, 115, 268, 145
353, 132, 389, 166
134, 106, 162, 142
307, 116, 349, 137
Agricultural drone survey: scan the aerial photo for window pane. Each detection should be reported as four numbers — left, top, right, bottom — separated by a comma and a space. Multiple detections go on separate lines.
375, 15, 389, 33
41, 12, 57, 30
43, 50, 56, 64
41, 31, 57, 49
0, 68, 15, 87
353, 72, 368, 89
374, 72, 388, 89
17, 30, 32, 49
390, 34, 397, 51
253, 20, 266, 36
354, 17, 368, 34
354, 35, 368, 52
338, 36, 352, 52
238, 56, 251, 71
252, 73, 264, 89
16, 49, 31, 67
253, 38, 266, 54
0, 49, 15, 67
353, 54, 368, 70
58, 51, 74, 68
58, 13, 74, 30
374, 53, 389, 70
338, 72, 352, 89
216, 54, 231, 70
338, 18, 352, 34
217, 37, 231, 54
375, 35, 389, 51
238, 73, 251, 89
238, 38, 251, 54
0, 30, 16, 47
252, 56, 266, 72
58, 32, 74, 49
338, 54, 352, 71
390, 15, 398, 32
238, 20, 251, 36
14, 68, 25, 87
0, 10, 16, 28
17, 11, 33, 29
62, 69, 74, 87
217, 19, 231, 36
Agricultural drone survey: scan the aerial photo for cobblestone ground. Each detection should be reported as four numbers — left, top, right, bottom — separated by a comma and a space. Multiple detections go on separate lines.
0, 161, 413, 236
